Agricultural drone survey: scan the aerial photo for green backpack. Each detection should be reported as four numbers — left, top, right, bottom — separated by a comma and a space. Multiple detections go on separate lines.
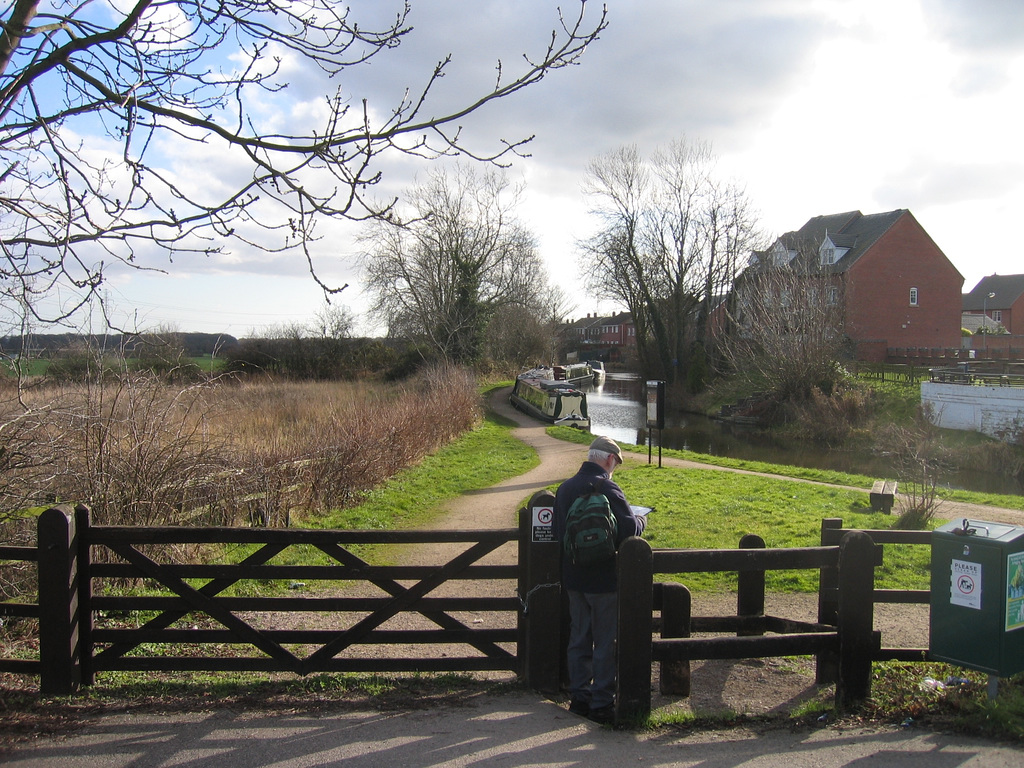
562, 485, 618, 566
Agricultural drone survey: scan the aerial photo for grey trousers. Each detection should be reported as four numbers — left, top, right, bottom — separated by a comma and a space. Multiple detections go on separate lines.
566, 589, 618, 709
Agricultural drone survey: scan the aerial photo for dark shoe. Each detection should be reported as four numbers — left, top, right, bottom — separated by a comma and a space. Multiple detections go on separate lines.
587, 705, 615, 725
568, 698, 590, 716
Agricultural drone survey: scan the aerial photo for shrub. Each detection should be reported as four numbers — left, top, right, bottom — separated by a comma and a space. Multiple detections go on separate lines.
783, 382, 872, 444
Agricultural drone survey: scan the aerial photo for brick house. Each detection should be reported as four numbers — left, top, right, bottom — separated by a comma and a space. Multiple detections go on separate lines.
561, 311, 636, 364
742, 209, 964, 362
962, 274, 1024, 336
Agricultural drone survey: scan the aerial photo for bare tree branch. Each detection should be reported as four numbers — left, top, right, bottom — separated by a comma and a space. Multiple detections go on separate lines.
0, 1, 607, 324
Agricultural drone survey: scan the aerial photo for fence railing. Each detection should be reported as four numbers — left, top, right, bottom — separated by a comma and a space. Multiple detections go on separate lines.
929, 366, 1024, 388
31, 505, 524, 693
2, 501, 944, 728
819, 517, 931, 663
612, 530, 878, 722
854, 362, 927, 385
0, 540, 40, 676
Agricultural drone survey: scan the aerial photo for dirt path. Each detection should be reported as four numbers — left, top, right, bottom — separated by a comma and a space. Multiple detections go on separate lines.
427, 387, 584, 529
465, 386, 1024, 529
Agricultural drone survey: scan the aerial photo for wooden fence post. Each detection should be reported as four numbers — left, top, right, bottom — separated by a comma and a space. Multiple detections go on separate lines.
517, 491, 562, 693
836, 530, 875, 708
75, 505, 94, 687
37, 506, 82, 695
737, 533, 765, 636
616, 536, 653, 724
659, 581, 690, 696
816, 517, 842, 684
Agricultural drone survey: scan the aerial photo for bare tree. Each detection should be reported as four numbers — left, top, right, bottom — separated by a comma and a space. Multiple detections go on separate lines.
362, 164, 547, 365
484, 304, 549, 371
0, 1, 606, 325
580, 139, 759, 385
312, 302, 355, 341
724, 256, 848, 401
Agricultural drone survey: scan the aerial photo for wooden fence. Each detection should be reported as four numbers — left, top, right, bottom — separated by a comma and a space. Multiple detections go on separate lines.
6, 505, 524, 694
610, 530, 878, 722
819, 518, 931, 665
2, 502, 942, 727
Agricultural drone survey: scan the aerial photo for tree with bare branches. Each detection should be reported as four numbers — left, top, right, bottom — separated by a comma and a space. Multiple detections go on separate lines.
0, 1, 606, 324
724, 252, 848, 401
580, 139, 760, 386
362, 164, 548, 365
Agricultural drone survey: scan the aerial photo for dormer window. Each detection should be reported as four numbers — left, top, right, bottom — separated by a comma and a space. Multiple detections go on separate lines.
771, 241, 795, 266
819, 236, 837, 265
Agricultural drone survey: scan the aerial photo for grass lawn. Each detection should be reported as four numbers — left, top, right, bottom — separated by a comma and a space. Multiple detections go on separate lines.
613, 463, 926, 592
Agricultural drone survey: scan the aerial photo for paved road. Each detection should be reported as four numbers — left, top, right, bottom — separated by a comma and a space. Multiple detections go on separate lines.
5, 389, 1022, 765
6, 690, 1022, 767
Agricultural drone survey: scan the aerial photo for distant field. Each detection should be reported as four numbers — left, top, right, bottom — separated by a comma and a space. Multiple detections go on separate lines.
1, 356, 222, 376
0, 358, 49, 376
190, 355, 224, 372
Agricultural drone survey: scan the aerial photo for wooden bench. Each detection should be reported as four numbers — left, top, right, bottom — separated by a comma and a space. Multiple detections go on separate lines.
870, 480, 897, 513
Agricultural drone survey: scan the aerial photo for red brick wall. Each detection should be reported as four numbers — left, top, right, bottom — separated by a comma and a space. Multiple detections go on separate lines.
855, 340, 889, 363
844, 213, 964, 353
1008, 297, 1023, 336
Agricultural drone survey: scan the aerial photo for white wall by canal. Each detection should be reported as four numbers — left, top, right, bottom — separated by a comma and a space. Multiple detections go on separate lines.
922, 382, 1024, 442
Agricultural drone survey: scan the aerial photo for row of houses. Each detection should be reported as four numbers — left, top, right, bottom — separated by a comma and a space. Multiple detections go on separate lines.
562, 208, 1021, 365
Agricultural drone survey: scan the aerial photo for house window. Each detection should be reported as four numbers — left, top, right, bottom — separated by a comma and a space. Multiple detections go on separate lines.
993, 310, 1002, 322
909, 287, 918, 306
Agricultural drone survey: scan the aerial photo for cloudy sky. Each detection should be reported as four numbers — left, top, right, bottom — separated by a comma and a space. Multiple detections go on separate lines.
88, 0, 1024, 336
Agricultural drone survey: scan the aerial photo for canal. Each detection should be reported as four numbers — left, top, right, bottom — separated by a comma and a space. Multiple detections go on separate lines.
586, 372, 1022, 496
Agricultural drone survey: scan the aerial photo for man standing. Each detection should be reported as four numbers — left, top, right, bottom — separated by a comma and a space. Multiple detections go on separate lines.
554, 435, 647, 724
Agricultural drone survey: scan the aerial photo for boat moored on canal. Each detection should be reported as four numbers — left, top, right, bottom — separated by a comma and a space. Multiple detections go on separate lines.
510, 369, 591, 429
548, 362, 594, 386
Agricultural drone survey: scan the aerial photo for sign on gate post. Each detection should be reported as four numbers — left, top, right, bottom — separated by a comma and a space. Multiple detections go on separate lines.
518, 491, 561, 692
532, 502, 554, 542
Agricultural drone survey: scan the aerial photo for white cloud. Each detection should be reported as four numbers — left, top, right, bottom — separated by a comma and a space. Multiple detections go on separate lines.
68, 0, 1024, 331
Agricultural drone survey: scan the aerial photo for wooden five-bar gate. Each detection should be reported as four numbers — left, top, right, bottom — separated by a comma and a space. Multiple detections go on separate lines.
25, 505, 523, 693
2, 499, 937, 725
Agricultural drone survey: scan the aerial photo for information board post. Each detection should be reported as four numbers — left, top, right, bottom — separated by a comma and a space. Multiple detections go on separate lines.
646, 380, 665, 468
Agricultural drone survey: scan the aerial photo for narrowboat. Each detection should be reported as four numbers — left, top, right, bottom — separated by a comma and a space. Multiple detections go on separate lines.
546, 362, 594, 386
509, 369, 591, 429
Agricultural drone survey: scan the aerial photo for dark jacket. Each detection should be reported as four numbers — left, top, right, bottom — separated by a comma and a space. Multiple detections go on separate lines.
554, 460, 647, 594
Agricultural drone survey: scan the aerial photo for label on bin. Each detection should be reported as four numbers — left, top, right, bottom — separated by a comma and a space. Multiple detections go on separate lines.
950, 559, 982, 610
1007, 553, 1024, 631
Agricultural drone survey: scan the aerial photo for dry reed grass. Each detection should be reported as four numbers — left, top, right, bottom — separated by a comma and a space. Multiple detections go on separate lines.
0, 364, 481, 531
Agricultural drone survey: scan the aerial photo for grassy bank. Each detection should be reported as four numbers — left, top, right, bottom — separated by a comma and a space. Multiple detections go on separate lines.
549, 425, 1024, 512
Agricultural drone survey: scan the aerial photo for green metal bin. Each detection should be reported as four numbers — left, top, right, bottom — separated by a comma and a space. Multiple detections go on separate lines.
930, 518, 1024, 677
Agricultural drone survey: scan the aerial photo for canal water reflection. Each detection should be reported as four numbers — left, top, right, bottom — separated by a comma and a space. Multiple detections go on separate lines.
586, 372, 1022, 496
